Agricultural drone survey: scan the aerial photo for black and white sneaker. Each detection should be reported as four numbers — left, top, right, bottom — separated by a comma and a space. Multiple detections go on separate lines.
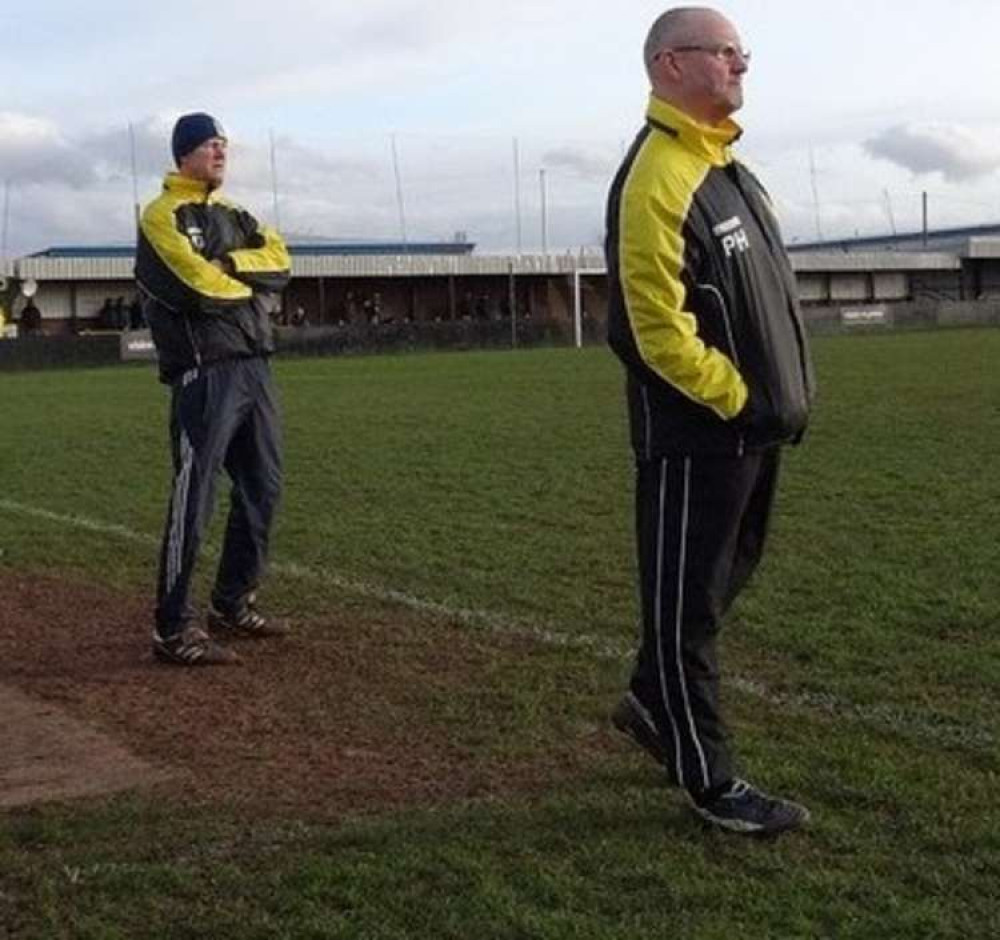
611, 692, 671, 768
692, 778, 810, 835
153, 626, 240, 666
207, 594, 289, 639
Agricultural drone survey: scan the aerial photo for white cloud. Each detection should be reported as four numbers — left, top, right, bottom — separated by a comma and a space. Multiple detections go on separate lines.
542, 146, 615, 182
0, 112, 96, 187
10, 2, 1000, 252
0, 111, 610, 255
864, 123, 1000, 183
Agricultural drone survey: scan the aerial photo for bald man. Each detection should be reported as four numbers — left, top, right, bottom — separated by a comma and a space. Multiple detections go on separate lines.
605, 7, 815, 834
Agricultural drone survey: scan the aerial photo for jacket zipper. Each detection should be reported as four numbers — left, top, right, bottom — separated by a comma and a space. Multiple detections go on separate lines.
697, 281, 745, 455
184, 316, 202, 367
697, 282, 741, 368
724, 163, 810, 394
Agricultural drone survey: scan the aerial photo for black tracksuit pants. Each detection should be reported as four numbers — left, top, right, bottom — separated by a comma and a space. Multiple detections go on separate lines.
155, 357, 282, 638
630, 449, 780, 794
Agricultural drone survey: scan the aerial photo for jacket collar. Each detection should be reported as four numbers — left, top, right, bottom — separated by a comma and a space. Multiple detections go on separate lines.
645, 94, 741, 166
162, 171, 219, 201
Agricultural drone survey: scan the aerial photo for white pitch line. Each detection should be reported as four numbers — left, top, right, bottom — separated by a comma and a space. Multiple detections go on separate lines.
0, 498, 627, 658
0, 501, 161, 547
273, 559, 631, 659
0, 497, 992, 752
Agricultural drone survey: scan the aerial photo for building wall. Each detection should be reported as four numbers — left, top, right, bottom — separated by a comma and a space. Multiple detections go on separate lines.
970, 259, 1000, 299
16, 284, 71, 322
14, 280, 139, 334
797, 274, 828, 303
910, 269, 964, 301
801, 298, 1000, 333
828, 273, 870, 302
873, 272, 907, 300
10, 249, 999, 333
280, 273, 568, 326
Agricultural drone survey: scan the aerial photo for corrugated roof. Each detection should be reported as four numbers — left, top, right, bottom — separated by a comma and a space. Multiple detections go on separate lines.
788, 222, 1000, 253
16, 251, 607, 281
29, 240, 476, 260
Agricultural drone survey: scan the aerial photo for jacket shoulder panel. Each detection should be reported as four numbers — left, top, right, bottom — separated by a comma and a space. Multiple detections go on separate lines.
613, 130, 747, 421
139, 192, 252, 303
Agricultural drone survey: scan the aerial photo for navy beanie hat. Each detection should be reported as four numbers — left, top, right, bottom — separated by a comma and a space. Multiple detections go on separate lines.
171, 113, 226, 165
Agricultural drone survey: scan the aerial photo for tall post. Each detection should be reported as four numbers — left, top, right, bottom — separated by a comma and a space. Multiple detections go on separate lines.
391, 134, 408, 246
269, 129, 281, 230
128, 122, 141, 234
539, 167, 548, 255
512, 137, 523, 255
1, 179, 9, 270
921, 191, 928, 247
808, 147, 823, 241
882, 188, 897, 235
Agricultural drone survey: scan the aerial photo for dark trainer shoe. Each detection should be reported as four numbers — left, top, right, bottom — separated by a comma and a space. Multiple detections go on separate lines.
693, 778, 810, 835
207, 594, 289, 639
611, 692, 670, 768
153, 626, 240, 666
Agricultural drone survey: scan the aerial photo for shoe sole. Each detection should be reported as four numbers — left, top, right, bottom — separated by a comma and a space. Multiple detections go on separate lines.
693, 803, 810, 836
152, 645, 241, 666
611, 695, 670, 768
206, 611, 290, 640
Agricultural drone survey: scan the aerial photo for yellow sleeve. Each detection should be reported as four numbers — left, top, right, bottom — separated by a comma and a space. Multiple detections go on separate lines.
619, 156, 747, 420
139, 198, 252, 303
228, 223, 290, 277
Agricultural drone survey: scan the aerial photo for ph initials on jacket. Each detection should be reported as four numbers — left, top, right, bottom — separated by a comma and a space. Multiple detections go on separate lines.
713, 216, 749, 257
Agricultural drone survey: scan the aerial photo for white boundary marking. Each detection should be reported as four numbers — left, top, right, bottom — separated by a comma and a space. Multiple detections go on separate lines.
0, 497, 992, 752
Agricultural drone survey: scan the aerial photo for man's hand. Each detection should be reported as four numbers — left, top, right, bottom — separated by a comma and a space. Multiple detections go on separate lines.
209, 257, 234, 274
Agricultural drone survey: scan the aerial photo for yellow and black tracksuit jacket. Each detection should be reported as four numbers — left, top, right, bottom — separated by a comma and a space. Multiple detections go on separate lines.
135, 172, 291, 384
606, 96, 814, 457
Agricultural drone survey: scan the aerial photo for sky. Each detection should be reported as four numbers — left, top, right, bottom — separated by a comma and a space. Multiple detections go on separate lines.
5, 0, 1000, 256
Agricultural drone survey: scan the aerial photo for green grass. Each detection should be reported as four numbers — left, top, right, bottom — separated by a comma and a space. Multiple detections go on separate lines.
1, 330, 998, 938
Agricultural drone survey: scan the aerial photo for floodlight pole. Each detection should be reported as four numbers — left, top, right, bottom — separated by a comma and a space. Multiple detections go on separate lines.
128, 122, 141, 233
391, 134, 408, 246
512, 137, 523, 255
808, 147, 823, 241
269, 129, 282, 231
1, 179, 9, 270
539, 168, 548, 255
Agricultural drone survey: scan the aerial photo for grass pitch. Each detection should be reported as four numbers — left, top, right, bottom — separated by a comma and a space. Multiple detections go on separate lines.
0, 328, 998, 938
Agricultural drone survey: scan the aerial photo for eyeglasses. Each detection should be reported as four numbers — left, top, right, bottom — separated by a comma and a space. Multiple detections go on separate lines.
659, 43, 751, 64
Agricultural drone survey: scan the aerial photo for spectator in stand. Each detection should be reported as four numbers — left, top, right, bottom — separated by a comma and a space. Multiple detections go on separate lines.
20, 298, 43, 334
128, 297, 145, 329
345, 291, 360, 323
97, 297, 114, 330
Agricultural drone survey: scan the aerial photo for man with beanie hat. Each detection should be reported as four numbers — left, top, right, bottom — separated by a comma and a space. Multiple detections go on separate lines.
171, 112, 227, 166
135, 112, 292, 666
